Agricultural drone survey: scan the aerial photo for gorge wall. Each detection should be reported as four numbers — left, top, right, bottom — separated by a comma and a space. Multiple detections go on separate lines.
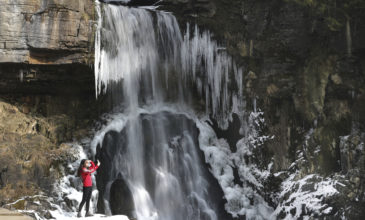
0, 0, 365, 219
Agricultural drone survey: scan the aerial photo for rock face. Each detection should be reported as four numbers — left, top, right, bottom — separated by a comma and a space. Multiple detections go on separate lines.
0, 2, 107, 216
0, 0, 95, 64
109, 177, 135, 217
0, 100, 78, 205
0, 0, 96, 95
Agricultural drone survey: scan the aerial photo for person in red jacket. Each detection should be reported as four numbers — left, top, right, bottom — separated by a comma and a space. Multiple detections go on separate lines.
77, 159, 100, 217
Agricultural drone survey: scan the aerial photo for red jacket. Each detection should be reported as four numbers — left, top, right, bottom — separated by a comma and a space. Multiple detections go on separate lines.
81, 161, 99, 187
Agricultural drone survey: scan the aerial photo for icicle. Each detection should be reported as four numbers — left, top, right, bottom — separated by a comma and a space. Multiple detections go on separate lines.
94, 4, 246, 126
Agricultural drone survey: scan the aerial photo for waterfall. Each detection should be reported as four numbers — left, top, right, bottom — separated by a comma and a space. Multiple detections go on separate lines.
91, 109, 227, 220
94, 4, 245, 127
90, 2, 272, 220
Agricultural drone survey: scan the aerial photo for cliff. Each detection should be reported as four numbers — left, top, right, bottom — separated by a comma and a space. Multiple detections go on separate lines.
0, 0, 95, 64
0, 1, 99, 214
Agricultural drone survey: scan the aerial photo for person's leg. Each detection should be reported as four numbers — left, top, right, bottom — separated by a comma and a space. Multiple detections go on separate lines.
85, 187, 93, 215
78, 187, 88, 217
78, 187, 88, 212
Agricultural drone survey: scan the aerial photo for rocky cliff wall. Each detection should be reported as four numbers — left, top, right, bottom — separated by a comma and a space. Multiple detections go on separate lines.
0, 0, 95, 64
0, 0, 97, 96
0, 1, 102, 213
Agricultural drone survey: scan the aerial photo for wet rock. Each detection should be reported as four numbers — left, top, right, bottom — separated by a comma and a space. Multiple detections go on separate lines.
162, 0, 216, 18
330, 74, 342, 85
294, 53, 337, 122
206, 113, 242, 153
266, 84, 279, 96
110, 177, 136, 219
0, 63, 94, 95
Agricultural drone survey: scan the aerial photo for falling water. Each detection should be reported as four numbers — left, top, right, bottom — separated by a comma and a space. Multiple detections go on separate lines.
91, 109, 228, 220
94, 4, 245, 126
92, 2, 248, 220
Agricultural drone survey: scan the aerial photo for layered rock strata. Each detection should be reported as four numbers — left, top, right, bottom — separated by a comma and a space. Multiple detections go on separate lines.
0, 0, 95, 64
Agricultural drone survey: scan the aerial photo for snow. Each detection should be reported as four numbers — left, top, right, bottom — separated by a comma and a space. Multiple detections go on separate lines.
273, 172, 341, 219
49, 212, 129, 220
195, 111, 274, 219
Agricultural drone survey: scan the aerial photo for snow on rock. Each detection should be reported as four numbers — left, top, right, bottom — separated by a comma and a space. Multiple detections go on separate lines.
273, 172, 343, 219
196, 111, 274, 219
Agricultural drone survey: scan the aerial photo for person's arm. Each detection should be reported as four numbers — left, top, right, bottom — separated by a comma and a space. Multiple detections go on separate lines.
91, 160, 100, 170
94, 160, 100, 170
82, 161, 97, 173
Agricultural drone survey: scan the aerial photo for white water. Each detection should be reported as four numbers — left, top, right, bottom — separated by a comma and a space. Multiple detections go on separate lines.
90, 106, 220, 220
94, 3, 245, 128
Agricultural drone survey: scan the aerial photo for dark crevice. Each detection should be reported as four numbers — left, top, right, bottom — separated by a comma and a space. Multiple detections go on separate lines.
206, 113, 242, 153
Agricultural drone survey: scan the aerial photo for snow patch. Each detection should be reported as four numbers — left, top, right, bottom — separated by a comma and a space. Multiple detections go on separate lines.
273, 173, 341, 219
196, 111, 274, 219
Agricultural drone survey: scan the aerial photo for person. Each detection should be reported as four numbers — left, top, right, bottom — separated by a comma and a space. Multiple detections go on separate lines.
77, 159, 100, 217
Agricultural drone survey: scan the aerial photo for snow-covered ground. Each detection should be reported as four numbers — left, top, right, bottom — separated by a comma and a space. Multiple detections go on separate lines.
50, 212, 129, 220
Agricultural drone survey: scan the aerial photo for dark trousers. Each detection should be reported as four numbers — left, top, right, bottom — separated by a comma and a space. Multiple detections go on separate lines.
78, 186, 92, 212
